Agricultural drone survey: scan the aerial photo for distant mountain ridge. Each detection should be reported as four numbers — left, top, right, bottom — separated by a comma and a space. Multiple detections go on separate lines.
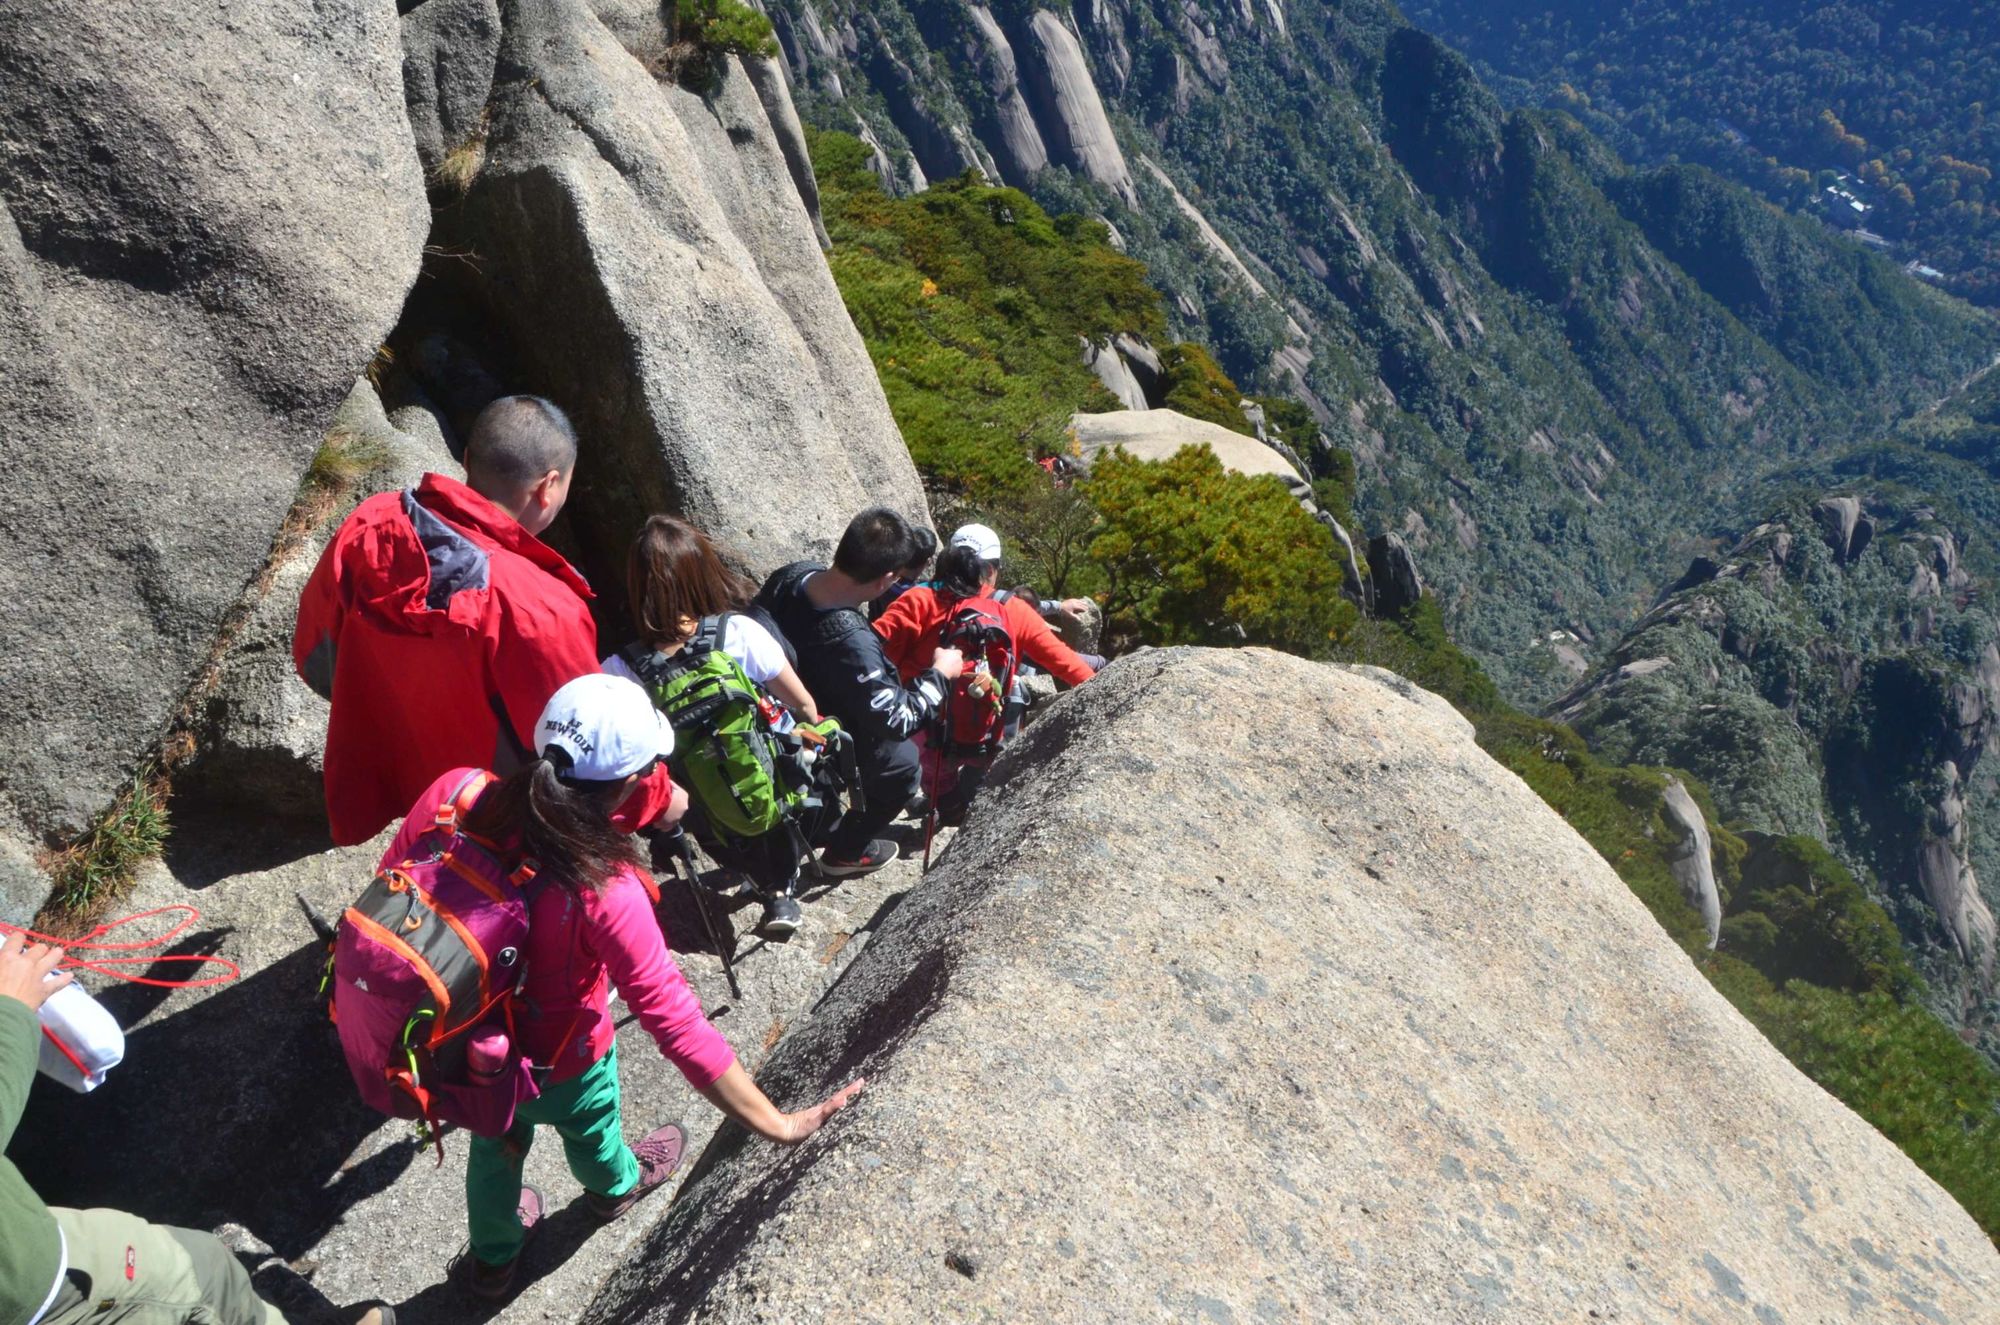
760, 0, 1997, 701
1400, 0, 2000, 305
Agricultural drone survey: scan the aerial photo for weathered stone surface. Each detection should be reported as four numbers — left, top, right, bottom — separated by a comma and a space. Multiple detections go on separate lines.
584, 648, 2000, 1322
0, 1, 426, 858
459, 0, 928, 579
176, 382, 456, 824
1111, 330, 1163, 404
744, 56, 832, 250
1661, 776, 1722, 948
1069, 407, 1309, 500
1017, 9, 1137, 205
16, 807, 948, 1324
1079, 335, 1148, 410
400, 0, 502, 178
963, 5, 1050, 187
1922, 768, 1999, 980
1815, 494, 1875, 564
1367, 530, 1425, 615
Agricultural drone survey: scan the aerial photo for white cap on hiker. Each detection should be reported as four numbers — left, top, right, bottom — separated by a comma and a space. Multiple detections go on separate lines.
950, 522, 1002, 562
535, 673, 673, 781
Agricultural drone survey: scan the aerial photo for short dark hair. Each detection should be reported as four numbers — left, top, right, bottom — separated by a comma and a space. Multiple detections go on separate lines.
465, 395, 579, 490
833, 507, 923, 580
900, 524, 939, 578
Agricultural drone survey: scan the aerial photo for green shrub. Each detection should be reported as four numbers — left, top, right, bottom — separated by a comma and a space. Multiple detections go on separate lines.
1158, 343, 1255, 434
1082, 445, 1353, 653
674, 0, 776, 57
43, 768, 171, 918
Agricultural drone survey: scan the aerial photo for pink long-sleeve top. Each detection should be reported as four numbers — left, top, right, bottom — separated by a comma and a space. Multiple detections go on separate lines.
382, 768, 738, 1088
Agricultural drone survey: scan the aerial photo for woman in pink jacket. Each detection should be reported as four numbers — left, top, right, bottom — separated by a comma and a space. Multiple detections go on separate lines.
383, 673, 863, 1299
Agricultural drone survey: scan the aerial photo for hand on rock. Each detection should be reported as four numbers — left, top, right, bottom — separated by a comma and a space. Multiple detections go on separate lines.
0, 930, 70, 1011
1058, 597, 1093, 620
777, 1077, 866, 1144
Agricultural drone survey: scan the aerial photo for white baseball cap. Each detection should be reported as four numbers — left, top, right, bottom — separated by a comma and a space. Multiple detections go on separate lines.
949, 522, 1002, 562
535, 673, 673, 782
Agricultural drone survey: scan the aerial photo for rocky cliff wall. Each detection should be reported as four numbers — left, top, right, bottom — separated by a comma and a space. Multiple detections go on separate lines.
0, 0, 427, 917
584, 648, 2000, 1322
0, 0, 927, 920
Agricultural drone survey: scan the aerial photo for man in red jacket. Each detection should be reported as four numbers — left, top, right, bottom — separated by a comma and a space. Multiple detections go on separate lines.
294, 396, 676, 845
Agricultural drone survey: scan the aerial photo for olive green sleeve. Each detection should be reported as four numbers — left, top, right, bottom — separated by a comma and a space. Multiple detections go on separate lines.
0, 996, 38, 1151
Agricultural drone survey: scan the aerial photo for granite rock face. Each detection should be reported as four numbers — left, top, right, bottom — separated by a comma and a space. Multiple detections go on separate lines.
400, 0, 503, 178
458, 0, 928, 579
1069, 406, 1309, 499
0, 0, 426, 870
584, 648, 2000, 1323
1367, 530, 1425, 615
1661, 776, 1722, 948
175, 382, 456, 825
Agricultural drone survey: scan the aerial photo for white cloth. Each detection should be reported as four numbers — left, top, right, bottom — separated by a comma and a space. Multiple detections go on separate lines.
604, 614, 789, 688
36, 981, 124, 1093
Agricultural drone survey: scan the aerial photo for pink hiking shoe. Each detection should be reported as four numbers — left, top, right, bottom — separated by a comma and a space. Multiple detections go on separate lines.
586, 1123, 688, 1222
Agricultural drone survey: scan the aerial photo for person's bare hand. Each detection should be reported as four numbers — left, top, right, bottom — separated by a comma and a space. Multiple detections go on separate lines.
931, 647, 966, 681
0, 930, 70, 1011
1058, 597, 1093, 620
775, 1078, 866, 1144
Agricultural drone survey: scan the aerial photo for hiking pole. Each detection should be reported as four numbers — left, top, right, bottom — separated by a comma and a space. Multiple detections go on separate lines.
921, 693, 950, 875
669, 829, 741, 1001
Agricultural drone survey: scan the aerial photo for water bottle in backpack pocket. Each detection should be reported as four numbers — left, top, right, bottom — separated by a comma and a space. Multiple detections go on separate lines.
329, 770, 543, 1150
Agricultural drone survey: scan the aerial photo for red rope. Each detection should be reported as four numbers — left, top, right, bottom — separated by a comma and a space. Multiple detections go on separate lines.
2, 905, 241, 989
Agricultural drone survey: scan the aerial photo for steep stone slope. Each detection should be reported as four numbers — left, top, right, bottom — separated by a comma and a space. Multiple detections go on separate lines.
585, 649, 1999, 1322
1557, 493, 2000, 1049
0, 0, 427, 916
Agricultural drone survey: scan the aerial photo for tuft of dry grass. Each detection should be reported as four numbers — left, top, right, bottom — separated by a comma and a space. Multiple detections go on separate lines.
37, 768, 172, 926
431, 107, 491, 196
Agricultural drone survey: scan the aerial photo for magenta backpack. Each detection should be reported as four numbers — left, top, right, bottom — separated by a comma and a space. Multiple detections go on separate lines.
331, 771, 544, 1155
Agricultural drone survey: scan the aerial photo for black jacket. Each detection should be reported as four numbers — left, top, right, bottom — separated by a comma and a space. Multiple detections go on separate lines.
754, 561, 947, 743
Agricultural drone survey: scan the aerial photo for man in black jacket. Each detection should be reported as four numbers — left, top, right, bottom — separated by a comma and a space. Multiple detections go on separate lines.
756, 509, 963, 897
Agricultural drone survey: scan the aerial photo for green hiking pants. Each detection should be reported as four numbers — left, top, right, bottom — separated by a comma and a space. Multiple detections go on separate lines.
43, 1207, 284, 1325
465, 1044, 640, 1263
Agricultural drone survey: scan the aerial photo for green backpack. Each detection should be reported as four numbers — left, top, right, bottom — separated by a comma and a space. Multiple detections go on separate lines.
618, 615, 848, 844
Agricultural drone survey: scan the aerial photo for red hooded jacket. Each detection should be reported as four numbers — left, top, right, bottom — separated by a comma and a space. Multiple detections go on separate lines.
293, 474, 671, 845
872, 586, 1097, 688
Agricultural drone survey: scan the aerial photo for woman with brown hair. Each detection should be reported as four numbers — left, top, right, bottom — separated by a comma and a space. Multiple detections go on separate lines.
605, 514, 820, 723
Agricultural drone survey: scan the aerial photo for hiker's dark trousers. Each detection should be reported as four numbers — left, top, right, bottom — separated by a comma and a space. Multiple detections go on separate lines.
823, 734, 920, 858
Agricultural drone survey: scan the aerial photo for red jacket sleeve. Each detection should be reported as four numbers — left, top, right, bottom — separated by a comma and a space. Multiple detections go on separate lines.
484, 590, 607, 757
871, 587, 940, 682
1004, 598, 1096, 686
293, 532, 345, 700
611, 764, 677, 833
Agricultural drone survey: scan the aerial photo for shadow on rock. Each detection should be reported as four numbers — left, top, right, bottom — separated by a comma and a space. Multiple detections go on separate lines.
15, 943, 419, 1259
161, 802, 336, 890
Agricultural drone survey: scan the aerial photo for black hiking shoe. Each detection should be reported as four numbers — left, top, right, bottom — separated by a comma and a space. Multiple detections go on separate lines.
758, 889, 803, 936
450, 1184, 544, 1301
587, 1123, 687, 1221
817, 840, 900, 878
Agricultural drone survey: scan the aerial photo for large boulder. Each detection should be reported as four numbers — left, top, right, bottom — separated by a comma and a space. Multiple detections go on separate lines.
585, 648, 2000, 1322
1015, 8, 1137, 206
399, 0, 503, 179
1661, 776, 1722, 948
1367, 530, 1425, 615
175, 381, 457, 824
0, 0, 426, 911
1069, 407, 1309, 500
458, 0, 929, 580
